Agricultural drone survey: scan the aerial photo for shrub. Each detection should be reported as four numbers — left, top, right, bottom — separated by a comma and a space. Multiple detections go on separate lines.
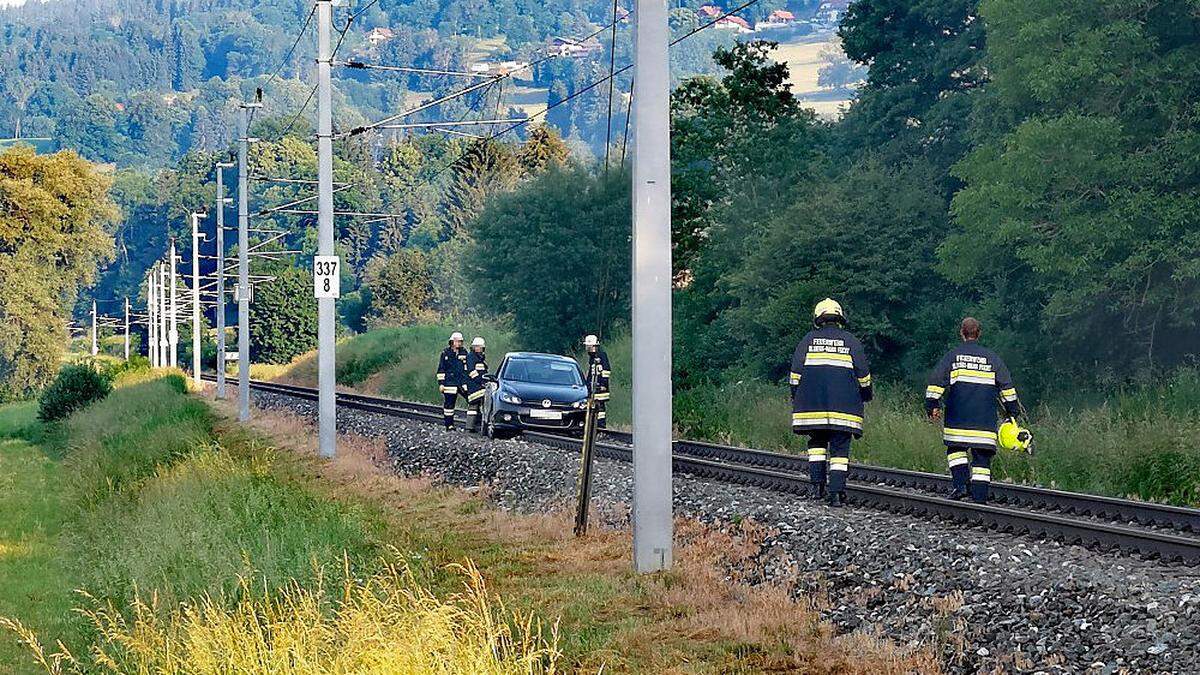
250, 264, 318, 365
37, 364, 112, 422
363, 250, 436, 328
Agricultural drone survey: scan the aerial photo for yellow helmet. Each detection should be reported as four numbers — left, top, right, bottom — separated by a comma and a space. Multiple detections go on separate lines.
998, 418, 1034, 454
813, 298, 845, 326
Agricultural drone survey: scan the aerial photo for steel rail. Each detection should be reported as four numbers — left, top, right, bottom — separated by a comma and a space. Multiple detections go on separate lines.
203, 375, 1200, 563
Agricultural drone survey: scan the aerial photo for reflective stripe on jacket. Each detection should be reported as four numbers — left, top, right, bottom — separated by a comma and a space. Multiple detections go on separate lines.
437, 346, 468, 390
584, 349, 611, 393
790, 325, 873, 437
465, 350, 488, 398
925, 342, 1020, 448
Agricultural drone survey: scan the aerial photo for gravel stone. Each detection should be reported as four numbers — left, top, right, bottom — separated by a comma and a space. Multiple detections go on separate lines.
252, 390, 1200, 674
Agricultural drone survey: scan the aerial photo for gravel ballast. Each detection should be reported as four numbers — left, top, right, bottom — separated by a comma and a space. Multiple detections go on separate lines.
252, 390, 1200, 674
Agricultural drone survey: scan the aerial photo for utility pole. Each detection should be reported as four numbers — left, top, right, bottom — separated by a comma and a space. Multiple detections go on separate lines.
216, 162, 234, 399
158, 261, 168, 367
168, 237, 179, 369
124, 296, 130, 361
631, 0, 673, 572
191, 211, 207, 388
237, 101, 260, 421
315, 0, 338, 459
148, 271, 157, 366
91, 299, 98, 357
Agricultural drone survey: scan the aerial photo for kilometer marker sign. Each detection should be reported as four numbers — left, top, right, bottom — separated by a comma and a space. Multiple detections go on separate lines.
314, 255, 340, 299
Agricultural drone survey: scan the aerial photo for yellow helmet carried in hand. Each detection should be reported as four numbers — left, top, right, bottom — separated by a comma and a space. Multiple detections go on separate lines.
812, 298, 846, 326
999, 418, 1034, 454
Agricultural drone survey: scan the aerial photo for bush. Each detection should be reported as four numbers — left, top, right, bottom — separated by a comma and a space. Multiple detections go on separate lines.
37, 364, 112, 422
363, 250, 436, 328
250, 264, 318, 365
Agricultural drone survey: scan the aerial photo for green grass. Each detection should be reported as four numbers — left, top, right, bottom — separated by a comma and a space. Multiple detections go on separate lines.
253, 322, 518, 405
0, 375, 384, 672
0, 402, 78, 673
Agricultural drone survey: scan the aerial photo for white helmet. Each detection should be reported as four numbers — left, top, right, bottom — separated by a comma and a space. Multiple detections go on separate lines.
471, 336, 485, 347
449, 331, 464, 342
583, 334, 599, 347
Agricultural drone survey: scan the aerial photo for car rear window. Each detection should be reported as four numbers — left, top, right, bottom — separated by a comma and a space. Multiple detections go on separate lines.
503, 358, 583, 386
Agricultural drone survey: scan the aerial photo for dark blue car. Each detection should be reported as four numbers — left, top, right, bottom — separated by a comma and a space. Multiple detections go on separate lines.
481, 352, 589, 438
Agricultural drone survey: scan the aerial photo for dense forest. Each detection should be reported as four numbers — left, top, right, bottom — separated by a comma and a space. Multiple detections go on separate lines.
468, 0, 1200, 398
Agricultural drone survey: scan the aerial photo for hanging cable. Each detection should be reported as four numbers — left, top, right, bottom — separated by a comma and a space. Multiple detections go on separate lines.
603, 0, 620, 172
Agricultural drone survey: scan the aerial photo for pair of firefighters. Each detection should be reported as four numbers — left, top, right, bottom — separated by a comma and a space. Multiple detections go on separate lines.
437, 332, 489, 431
435, 332, 611, 432
791, 299, 1021, 506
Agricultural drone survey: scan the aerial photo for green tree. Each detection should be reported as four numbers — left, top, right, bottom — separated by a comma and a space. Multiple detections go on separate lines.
945, 0, 1200, 375
670, 41, 816, 275
0, 146, 117, 400
363, 250, 434, 328
838, 0, 985, 174
249, 264, 317, 364
443, 140, 519, 239
466, 165, 630, 351
517, 126, 570, 177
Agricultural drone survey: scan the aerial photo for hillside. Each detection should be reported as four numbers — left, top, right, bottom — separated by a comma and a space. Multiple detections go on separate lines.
0, 0, 833, 165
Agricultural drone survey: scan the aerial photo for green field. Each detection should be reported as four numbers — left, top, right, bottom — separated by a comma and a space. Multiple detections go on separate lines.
254, 323, 1200, 506
0, 367, 930, 672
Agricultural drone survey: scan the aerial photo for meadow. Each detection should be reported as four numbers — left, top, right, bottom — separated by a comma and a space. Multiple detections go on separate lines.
0, 371, 555, 673
0, 364, 935, 672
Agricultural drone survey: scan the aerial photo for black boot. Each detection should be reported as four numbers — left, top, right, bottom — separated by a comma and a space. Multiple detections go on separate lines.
826, 491, 845, 508
811, 481, 827, 500
947, 487, 969, 501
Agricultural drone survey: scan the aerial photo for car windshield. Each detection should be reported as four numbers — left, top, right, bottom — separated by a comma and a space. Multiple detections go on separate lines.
502, 357, 583, 386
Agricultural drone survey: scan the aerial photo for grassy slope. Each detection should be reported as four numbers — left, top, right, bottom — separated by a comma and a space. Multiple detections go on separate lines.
0, 370, 937, 672
253, 322, 1200, 505
0, 404, 76, 672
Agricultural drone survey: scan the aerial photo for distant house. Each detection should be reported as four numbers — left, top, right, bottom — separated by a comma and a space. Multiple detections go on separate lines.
500, 60, 530, 75
616, 6, 631, 23
714, 15, 752, 33
547, 36, 604, 58
755, 9, 795, 30
697, 5, 722, 18
816, 0, 850, 25
366, 27, 395, 46
470, 60, 528, 75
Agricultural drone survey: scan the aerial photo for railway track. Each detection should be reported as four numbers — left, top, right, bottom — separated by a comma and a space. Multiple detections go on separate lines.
205, 374, 1200, 564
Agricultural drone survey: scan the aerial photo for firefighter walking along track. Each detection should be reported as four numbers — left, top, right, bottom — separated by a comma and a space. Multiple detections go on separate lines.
208, 375, 1200, 564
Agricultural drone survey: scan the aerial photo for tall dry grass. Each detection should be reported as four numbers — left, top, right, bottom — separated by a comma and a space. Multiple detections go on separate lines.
4, 558, 560, 675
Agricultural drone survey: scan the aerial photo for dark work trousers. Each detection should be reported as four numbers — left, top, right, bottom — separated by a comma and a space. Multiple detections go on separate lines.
946, 446, 971, 491
970, 447, 995, 503
466, 388, 485, 431
805, 430, 853, 495
441, 387, 460, 429
593, 392, 608, 429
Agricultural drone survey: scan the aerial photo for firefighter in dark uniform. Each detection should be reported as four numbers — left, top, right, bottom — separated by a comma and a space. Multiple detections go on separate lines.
464, 336, 488, 432
436, 331, 468, 429
582, 334, 611, 429
790, 299, 873, 507
925, 317, 1021, 504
